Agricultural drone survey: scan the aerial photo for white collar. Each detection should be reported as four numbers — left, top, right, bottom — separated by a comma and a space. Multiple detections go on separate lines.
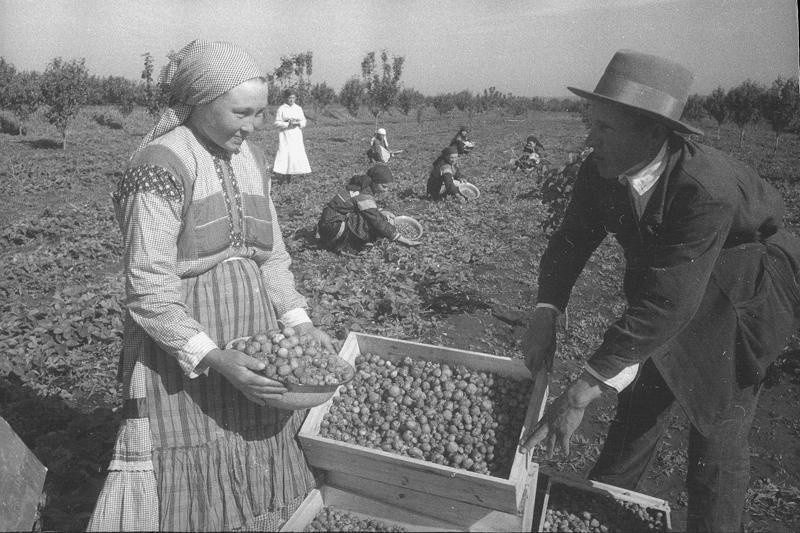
618, 141, 668, 196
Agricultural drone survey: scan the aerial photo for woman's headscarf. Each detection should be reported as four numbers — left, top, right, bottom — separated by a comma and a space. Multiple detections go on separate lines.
136, 39, 264, 153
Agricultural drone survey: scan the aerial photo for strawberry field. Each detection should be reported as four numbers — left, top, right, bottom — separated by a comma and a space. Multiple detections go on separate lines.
1, 106, 800, 531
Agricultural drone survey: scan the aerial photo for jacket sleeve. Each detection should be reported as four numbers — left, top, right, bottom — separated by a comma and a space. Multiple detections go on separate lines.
588, 179, 735, 378
536, 164, 608, 312
356, 195, 398, 240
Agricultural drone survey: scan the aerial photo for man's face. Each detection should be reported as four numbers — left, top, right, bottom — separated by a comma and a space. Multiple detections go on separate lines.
585, 101, 660, 179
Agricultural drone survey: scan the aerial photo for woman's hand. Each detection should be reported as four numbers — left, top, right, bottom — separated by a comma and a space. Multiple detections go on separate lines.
293, 322, 336, 354
202, 348, 287, 406
522, 306, 559, 375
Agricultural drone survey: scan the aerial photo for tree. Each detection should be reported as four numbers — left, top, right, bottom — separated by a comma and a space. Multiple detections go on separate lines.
0, 57, 18, 109
140, 51, 168, 119
339, 77, 363, 117
681, 93, 707, 123
40, 57, 89, 149
452, 90, 474, 114
430, 93, 455, 116
101, 75, 138, 116
268, 51, 313, 104
360, 49, 405, 126
702, 87, 727, 140
761, 77, 800, 153
725, 80, 764, 148
5, 71, 42, 135
397, 87, 424, 116
309, 82, 336, 114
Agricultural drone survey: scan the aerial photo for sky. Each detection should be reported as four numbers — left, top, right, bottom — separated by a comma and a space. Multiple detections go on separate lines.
1, 0, 797, 98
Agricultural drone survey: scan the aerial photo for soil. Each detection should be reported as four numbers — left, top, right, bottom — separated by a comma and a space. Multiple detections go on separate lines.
1, 106, 799, 531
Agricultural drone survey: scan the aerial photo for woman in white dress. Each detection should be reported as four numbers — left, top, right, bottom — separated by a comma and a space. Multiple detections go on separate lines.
272, 88, 311, 183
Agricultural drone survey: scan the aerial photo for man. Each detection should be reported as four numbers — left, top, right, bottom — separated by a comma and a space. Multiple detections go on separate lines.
519, 50, 800, 531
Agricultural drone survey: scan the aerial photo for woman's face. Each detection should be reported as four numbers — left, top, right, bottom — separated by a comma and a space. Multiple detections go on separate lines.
447, 153, 459, 165
189, 78, 268, 153
372, 182, 390, 194
286, 93, 297, 105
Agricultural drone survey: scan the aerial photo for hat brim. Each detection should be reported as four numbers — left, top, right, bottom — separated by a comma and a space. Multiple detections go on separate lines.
568, 86, 703, 136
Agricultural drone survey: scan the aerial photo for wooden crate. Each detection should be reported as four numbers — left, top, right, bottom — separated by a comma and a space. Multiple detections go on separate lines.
281, 468, 538, 532
299, 332, 548, 518
534, 469, 672, 532
0, 416, 47, 531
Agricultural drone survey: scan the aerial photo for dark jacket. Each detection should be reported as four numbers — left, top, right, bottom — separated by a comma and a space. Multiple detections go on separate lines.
426, 157, 463, 200
537, 136, 800, 432
317, 189, 397, 250
450, 132, 471, 154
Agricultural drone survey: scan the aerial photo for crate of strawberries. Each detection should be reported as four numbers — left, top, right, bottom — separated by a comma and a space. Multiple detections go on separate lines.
298, 332, 548, 529
226, 327, 355, 410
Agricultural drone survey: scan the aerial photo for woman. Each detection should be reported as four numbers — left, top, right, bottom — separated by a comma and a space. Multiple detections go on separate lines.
450, 125, 474, 154
272, 88, 311, 184
513, 134, 545, 172
88, 40, 330, 532
318, 164, 421, 252
426, 145, 470, 201
366, 127, 391, 163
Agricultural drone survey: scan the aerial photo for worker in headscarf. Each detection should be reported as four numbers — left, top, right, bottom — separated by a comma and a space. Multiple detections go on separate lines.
318, 164, 421, 252
89, 40, 327, 532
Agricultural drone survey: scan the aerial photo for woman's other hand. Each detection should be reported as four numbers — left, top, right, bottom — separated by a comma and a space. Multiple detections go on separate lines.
293, 322, 336, 354
202, 348, 287, 406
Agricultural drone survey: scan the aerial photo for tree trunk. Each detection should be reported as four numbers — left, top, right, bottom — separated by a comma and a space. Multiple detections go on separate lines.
774, 133, 780, 154
738, 128, 745, 148
716, 124, 721, 140
61, 131, 67, 150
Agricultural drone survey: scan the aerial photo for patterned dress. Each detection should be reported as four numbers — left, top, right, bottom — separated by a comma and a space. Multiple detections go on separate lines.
88, 125, 315, 532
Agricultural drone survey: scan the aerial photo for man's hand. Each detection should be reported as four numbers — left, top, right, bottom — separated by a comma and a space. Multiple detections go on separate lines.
518, 372, 605, 456
202, 348, 287, 406
522, 306, 559, 375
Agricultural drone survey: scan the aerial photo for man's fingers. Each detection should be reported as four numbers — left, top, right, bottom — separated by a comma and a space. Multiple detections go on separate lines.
546, 432, 557, 459
560, 433, 571, 456
519, 422, 549, 453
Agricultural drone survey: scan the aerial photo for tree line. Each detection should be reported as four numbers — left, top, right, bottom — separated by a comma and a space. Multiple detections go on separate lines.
1, 52, 797, 151
681, 77, 800, 151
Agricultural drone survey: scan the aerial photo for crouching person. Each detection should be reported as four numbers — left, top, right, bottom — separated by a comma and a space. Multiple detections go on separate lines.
318, 164, 421, 252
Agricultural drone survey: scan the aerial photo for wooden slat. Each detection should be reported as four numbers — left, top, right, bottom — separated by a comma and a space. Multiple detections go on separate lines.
327, 471, 524, 532
353, 333, 531, 378
279, 488, 323, 532
323, 485, 458, 532
299, 433, 519, 514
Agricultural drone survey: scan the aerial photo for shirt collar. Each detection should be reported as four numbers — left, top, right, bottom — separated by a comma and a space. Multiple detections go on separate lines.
618, 141, 668, 196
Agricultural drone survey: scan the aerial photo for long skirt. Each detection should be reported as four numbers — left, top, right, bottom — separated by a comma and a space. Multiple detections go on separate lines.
88, 258, 315, 532
272, 128, 311, 175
